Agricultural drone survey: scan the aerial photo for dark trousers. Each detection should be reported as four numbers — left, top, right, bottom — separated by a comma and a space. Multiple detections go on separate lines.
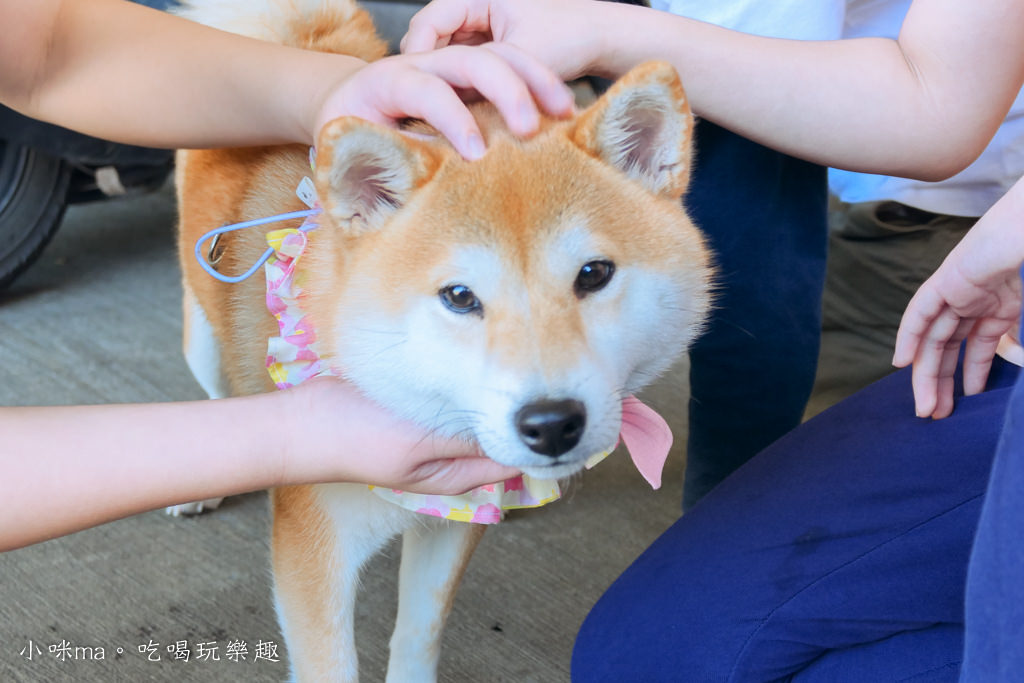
684, 121, 829, 509
572, 356, 1021, 682
962, 329, 1024, 681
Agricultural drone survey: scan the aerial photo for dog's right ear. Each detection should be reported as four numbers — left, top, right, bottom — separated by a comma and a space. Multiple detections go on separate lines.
314, 117, 442, 233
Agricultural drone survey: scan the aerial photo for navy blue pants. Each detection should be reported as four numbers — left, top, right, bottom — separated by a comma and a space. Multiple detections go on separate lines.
573, 356, 1022, 682
684, 121, 828, 508
962, 346, 1024, 681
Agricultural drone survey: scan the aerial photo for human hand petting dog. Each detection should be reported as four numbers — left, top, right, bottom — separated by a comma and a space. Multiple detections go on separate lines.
311, 44, 575, 160
403, 0, 1024, 184
893, 176, 1024, 419
1, 0, 571, 156
402, 0, 601, 82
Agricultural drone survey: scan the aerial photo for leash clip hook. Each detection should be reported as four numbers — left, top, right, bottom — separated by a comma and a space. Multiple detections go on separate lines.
194, 208, 321, 284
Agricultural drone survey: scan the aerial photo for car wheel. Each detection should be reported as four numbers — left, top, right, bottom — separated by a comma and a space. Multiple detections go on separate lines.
0, 141, 72, 289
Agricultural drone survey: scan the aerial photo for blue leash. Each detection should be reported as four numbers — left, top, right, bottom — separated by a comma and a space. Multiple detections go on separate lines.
194, 208, 321, 283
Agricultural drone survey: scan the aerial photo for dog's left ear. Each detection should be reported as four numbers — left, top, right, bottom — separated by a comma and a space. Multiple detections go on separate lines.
314, 117, 442, 233
572, 61, 694, 200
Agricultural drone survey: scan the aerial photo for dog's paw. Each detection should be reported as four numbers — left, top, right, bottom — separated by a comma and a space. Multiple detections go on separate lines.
165, 497, 225, 517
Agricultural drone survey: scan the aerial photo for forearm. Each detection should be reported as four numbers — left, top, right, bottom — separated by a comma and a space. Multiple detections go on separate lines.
0, 0, 363, 148
0, 395, 286, 551
1, 379, 519, 551
957, 174, 1024, 278
588, 1, 1024, 179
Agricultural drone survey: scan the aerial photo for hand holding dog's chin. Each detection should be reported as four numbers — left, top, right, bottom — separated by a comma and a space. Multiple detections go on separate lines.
276, 377, 519, 495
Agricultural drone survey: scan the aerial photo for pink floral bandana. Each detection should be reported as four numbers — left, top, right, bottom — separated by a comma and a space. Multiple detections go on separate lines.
263, 223, 673, 524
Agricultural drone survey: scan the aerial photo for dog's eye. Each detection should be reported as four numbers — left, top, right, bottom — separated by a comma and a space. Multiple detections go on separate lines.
439, 284, 482, 315
574, 260, 615, 297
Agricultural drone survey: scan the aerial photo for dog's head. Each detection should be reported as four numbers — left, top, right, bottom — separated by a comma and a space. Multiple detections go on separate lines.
302, 62, 713, 479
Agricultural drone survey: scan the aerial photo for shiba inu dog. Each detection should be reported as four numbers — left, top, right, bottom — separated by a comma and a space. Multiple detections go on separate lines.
173, 1, 712, 679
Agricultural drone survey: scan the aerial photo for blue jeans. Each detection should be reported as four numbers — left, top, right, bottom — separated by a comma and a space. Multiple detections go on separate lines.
684, 121, 828, 509
573, 356, 1021, 682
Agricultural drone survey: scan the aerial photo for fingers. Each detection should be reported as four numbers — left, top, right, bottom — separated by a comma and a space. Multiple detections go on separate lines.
378, 68, 489, 158
412, 47, 540, 136
319, 40, 574, 160
402, 431, 519, 495
962, 337, 996, 397
926, 352, 958, 420
962, 316, 1014, 395
894, 286, 950, 417
404, 456, 521, 496
895, 283, 966, 419
893, 286, 945, 367
480, 42, 575, 119
365, 46, 571, 158
907, 307, 971, 418
407, 45, 572, 136
402, 0, 488, 54
895, 270, 1020, 418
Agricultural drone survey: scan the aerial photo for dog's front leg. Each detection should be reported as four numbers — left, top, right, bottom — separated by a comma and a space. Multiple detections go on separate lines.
387, 520, 487, 683
272, 484, 399, 683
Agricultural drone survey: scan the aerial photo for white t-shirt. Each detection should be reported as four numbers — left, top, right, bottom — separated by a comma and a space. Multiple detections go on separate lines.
651, 0, 1024, 217
829, 0, 1024, 217
648, 0, 844, 40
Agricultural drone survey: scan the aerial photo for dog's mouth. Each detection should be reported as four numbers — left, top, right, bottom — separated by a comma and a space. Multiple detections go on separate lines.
518, 459, 594, 481
499, 433, 620, 482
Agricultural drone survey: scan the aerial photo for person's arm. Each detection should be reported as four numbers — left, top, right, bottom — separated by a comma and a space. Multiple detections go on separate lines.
893, 176, 1024, 419
0, 0, 573, 157
1, 377, 520, 552
403, 0, 1024, 179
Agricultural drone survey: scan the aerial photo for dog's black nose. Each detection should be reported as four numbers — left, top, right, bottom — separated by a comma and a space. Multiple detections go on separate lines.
515, 399, 587, 457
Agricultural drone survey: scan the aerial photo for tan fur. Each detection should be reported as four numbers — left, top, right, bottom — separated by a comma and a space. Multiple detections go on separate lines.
285, 6, 385, 59
176, 2, 711, 680
177, 146, 310, 394
270, 485, 340, 681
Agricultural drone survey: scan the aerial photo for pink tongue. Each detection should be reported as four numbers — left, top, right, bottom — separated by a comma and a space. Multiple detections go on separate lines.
619, 396, 673, 489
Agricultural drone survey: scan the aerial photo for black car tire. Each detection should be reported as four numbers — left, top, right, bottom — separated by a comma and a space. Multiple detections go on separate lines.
0, 141, 72, 289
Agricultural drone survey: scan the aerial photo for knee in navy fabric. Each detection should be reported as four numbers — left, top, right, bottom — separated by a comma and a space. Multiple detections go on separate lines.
792, 624, 962, 683
574, 360, 1019, 683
